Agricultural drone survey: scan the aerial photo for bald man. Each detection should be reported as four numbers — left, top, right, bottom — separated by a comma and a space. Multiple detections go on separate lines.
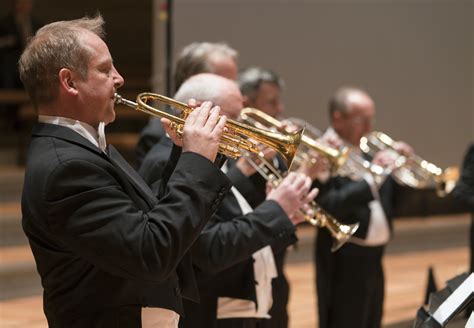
139, 73, 317, 328
314, 87, 412, 328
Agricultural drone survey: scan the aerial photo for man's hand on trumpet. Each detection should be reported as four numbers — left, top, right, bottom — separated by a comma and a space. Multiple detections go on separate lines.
294, 151, 331, 181
393, 141, 414, 157
235, 146, 277, 177
161, 99, 227, 162
372, 140, 413, 171
266, 172, 319, 225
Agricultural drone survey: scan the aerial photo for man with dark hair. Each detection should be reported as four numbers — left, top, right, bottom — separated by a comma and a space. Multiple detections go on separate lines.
313, 87, 413, 328
19, 15, 231, 327
238, 67, 294, 328
239, 67, 285, 119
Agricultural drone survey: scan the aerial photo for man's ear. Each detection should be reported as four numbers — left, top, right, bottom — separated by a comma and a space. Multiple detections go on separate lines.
330, 111, 344, 131
242, 95, 249, 107
58, 68, 78, 95
331, 111, 343, 124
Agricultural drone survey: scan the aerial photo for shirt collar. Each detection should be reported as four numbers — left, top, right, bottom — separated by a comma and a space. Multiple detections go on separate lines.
38, 115, 107, 151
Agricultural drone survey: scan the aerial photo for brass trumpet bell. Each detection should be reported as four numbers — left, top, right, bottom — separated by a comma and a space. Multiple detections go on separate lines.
240, 107, 348, 172
360, 131, 459, 197
114, 92, 303, 167
433, 166, 460, 197
243, 151, 359, 252
312, 206, 360, 252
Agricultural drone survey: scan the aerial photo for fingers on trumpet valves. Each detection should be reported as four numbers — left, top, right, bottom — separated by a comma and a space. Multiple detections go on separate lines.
393, 140, 414, 157
161, 118, 183, 147
187, 98, 198, 108
297, 156, 331, 181
192, 101, 213, 127
304, 187, 319, 203
300, 203, 315, 220
180, 101, 227, 162
205, 105, 221, 125
290, 211, 309, 225
372, 149, 399, 168
288, 173, 317, 205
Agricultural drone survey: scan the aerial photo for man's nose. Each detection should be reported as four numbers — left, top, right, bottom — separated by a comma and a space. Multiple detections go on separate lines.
112, 66, 124, 88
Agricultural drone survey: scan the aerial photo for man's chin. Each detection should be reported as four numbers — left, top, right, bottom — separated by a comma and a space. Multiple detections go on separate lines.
104, 112, 116, 126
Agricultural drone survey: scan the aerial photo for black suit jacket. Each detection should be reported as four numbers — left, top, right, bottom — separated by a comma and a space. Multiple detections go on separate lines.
21, 123, 231, 327
135, 117, 169, 168
315, 176, 397, 236
453, 143, 474, 211
138, 140, 297, 328
452, 142, 474, 272
179, 192, 296, 327
314, 174, 399, 255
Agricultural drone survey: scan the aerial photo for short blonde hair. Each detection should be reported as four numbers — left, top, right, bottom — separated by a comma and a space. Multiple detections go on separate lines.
19, 15, 105, 107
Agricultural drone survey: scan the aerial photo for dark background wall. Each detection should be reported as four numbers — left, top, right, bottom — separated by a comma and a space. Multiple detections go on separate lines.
0, 0, 153, 89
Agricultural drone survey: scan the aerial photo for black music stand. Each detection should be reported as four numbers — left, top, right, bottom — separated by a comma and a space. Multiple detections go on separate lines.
414, 272, 473, 328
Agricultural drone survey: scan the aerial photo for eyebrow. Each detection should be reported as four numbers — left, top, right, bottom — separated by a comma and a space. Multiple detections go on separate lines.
96, 57, 113, 68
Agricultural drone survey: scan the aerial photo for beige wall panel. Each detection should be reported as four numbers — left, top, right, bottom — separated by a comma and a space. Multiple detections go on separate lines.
174, 0, 473, 167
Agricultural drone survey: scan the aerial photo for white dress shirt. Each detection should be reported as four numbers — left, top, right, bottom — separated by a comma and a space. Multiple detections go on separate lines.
321, 128, 390, 247
350, 173, 390, 246
38, 115, 107, 152
217, 163, 278, 319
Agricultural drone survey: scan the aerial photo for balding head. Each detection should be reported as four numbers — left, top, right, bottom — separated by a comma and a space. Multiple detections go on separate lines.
174, 73, 243, 120
329, 87, 373, 116
329, 87, 376, 146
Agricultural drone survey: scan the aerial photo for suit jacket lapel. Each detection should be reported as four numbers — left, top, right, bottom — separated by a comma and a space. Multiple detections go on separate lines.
32, 122, 104, 156
107, 145, 157, 209
32, 123, 157, 209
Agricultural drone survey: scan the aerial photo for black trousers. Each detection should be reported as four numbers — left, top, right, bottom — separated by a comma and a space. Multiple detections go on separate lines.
316, 236, 385, 328
259, 248, 290, 328
217, 318, 261, 328
470, 216, 474, 273
258, 275, 289, 328
467, 216, 474, 316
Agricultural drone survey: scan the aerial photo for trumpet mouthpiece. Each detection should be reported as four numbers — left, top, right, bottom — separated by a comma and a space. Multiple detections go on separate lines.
113, 93, 123, 104
113, 93, 138, 109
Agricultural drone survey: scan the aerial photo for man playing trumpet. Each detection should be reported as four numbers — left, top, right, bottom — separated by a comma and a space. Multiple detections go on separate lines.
139, 73, 318, 328
313, 87, 413, 328
19, 15, 234, 328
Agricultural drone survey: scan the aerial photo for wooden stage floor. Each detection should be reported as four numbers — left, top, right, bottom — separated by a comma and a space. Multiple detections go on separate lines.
0, 214, 471, 327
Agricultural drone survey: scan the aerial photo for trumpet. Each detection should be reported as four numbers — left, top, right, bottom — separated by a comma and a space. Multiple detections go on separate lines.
240, 108, 349, 172
336, 150, 392, 186
360, 131, 459, 197
244, 152, 359, 252
114, 93, 303, 166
